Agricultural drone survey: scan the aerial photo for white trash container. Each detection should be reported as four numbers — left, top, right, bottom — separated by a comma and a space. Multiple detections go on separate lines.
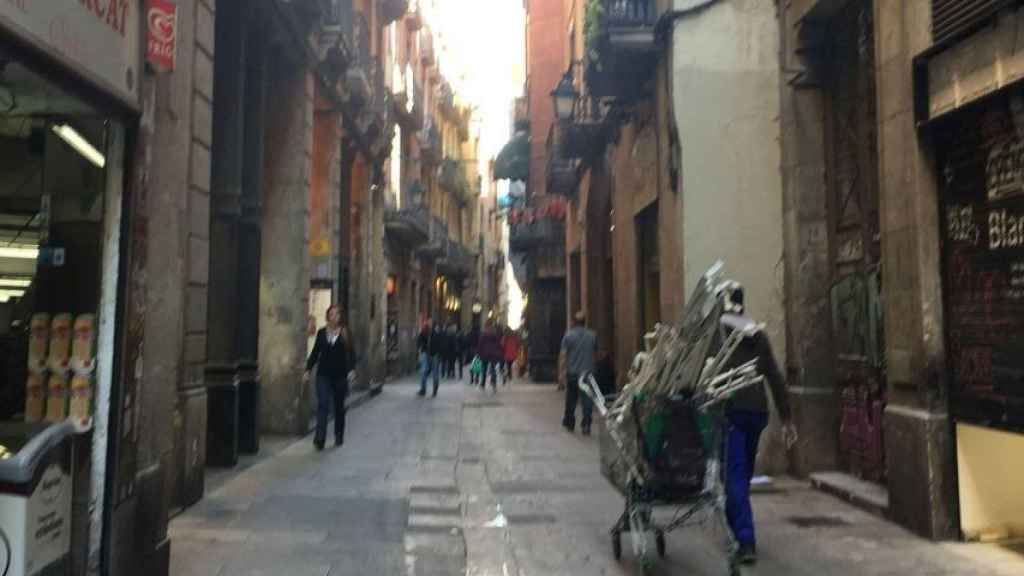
0, 422, 75, 576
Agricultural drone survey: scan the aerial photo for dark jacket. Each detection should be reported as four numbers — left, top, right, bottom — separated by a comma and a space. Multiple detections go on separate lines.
717, 313, 791, 419
442, 330, 458, 358
418, 326, 444, 356
306, 327, 354, 380
477, 329, 503, 363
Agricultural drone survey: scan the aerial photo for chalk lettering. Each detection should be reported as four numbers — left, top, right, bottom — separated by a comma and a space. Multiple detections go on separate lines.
948, 205, 980, 245
986, 139, 1024, 201
989, 209, 1024, 249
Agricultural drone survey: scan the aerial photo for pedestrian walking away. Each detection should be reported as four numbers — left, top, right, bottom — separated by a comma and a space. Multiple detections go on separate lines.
454, 326, 466, 380
714, 282, 797, 565
444, 324, 458, 379
559, 311, 597, 435
501, 328, 521, 385
304, 304, 356, 451
417, 318, 443, 397
477, 320, 503, 392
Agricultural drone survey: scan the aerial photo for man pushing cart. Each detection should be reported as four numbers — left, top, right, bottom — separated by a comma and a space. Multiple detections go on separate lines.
581, 262, 797, 576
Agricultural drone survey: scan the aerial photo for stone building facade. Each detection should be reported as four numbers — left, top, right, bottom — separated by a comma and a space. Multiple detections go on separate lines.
781, 0, 1024, 541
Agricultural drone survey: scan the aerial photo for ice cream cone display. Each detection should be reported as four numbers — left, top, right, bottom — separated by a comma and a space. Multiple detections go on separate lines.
45, 372, 69, 422
48, 313, 73, 374
24, 372, 47, 422
28, 313, 50, 373
72, 314, 97, 374
69, 373, 94, 428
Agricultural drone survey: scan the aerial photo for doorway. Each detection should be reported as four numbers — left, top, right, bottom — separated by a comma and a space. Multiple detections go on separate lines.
825, 0, 886, 483
637, 203, 660, 343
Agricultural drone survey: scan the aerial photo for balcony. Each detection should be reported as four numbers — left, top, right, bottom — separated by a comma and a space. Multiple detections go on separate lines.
415, 216, 450, 260
602, 0, 657, 50
418, 123, 441, 164
509, 218, 566, 252
437, 240, 475, 277
439, 158, 470, 204
585, 0, 659, 100
385, 203, 430, 246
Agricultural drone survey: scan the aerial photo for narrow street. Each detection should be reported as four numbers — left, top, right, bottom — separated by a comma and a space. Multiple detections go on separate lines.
169, 377, 1023, 576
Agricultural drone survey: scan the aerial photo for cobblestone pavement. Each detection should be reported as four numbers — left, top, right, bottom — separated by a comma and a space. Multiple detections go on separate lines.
170, 376, 1024, 576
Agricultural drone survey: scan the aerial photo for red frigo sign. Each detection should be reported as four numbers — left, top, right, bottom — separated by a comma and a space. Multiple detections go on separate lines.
146, 0, 177, 71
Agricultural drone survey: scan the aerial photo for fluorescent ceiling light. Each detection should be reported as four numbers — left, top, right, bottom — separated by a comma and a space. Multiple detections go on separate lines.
0, 289, 26, 302
52, 124, 106, 168
0, 278, 31, 288
0, 246, 39, 260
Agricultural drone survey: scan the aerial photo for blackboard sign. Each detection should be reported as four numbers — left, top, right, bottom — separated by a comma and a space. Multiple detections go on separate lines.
937, 90, 1024, 433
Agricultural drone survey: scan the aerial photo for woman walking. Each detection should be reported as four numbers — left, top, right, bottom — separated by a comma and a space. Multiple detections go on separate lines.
304, 305, 356, 451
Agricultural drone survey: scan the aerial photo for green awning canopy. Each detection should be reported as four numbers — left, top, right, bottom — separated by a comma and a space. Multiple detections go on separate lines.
494, 130, 530, 182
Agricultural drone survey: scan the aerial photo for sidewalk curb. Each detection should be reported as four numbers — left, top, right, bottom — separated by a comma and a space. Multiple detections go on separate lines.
810, 472, 890, 520
346, 381, 384, 412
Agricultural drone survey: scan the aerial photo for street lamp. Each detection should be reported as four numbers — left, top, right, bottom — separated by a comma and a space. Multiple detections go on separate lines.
472, 302, 483, 315
550, 70, 577, 122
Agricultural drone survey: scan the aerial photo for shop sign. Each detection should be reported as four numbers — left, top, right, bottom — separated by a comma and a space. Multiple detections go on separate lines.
937, 91, 1024, 432
0, 0, 141, 106
146, 0, 177, 71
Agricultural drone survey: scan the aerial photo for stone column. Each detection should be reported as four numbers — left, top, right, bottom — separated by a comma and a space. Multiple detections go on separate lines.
777, 1, 840, 477
237, 21, 267, 367
874, 0, 956, 539
207, 0, 246, 368
259, 46, 313, 434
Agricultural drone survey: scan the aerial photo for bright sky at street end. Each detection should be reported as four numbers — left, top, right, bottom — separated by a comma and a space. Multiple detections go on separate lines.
420, 0, 526, 328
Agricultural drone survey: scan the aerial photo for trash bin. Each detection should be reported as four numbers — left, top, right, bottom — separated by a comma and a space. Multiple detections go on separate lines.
236, 362, 260, 455
205, 365, 239, 467
0, 421, 76, 576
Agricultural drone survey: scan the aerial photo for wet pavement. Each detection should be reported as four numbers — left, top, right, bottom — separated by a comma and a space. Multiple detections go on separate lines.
169, 376, 1024, 576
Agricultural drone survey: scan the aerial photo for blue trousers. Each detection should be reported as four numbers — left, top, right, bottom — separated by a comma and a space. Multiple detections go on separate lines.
724, 410, 768, 546
420, 354, 440, 394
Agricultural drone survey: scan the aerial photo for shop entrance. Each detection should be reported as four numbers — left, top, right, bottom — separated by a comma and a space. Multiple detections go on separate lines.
0, 42, 128, 575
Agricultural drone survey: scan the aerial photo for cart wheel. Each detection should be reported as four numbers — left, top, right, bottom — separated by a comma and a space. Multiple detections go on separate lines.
612, 532, 622, 560
656, 531, 666, 558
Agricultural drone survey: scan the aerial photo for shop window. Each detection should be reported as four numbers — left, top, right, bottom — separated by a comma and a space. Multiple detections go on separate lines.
0, 57, 122, 428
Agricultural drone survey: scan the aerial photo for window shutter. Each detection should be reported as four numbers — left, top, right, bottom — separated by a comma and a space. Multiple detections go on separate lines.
932, 0, 1016, 44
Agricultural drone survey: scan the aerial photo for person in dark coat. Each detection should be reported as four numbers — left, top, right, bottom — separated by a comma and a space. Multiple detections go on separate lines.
417, 318, 443, 397
443, 324, 458, 379
477, 320, 503, 391
304, 304, 355, 451
714, 283, 796, 565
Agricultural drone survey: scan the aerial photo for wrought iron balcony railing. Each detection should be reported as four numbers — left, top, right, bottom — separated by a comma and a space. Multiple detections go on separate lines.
603, 0, 656, 29
509, 218, 566, 252
385, 202, 430, 245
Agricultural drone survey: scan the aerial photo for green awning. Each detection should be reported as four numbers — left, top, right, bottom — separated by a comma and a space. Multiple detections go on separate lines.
494, 130, 530, 182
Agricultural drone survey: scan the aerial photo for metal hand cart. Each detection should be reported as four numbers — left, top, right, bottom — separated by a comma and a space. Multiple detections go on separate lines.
580, 262, 768, 576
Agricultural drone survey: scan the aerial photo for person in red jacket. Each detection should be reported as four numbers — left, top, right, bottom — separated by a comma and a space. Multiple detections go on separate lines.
477, 320, 503, 392
501, 328, 521, 385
